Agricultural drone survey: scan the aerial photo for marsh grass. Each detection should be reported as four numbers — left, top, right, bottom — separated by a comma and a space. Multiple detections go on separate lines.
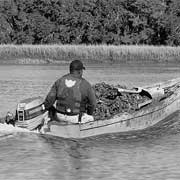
0, 44, 180, 64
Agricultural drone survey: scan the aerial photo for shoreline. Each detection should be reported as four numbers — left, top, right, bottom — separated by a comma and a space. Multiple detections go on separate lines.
0, 44, 180, 65
0, 59, 180, 66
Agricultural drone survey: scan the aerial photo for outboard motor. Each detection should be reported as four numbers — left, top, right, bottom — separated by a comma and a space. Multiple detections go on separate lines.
15, 96, 48, 130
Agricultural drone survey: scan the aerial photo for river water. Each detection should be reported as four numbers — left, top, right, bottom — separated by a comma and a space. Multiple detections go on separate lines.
1, 63, 180, 180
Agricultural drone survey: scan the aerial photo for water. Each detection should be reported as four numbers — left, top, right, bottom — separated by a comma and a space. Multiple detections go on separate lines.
1, 63, 180, 179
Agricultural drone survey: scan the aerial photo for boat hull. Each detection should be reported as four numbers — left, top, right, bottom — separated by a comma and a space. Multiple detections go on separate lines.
44, 79, 180, 139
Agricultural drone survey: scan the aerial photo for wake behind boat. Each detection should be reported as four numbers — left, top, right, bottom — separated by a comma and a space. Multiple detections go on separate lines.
1, 78, 180, 139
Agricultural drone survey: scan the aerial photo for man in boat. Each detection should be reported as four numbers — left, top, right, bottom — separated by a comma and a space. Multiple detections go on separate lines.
43, 60, 96, 124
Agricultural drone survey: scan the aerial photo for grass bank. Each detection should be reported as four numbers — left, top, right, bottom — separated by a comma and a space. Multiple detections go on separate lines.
0, 44, 180, 64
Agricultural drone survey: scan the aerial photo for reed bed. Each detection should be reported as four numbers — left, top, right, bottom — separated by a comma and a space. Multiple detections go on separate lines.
0, 44, 180, 64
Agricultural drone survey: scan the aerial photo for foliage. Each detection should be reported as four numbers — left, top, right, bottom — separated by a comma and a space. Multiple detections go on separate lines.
1, 44, 180, 64
0, 0, 180, 45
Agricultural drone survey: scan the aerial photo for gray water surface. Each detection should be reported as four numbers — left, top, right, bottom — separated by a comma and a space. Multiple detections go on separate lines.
1, 63, 180, 180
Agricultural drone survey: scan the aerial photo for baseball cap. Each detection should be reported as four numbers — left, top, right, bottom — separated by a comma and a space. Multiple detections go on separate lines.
69, 60, 86, 71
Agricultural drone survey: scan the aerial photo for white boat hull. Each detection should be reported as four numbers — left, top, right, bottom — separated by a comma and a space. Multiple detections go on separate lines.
44, 78, 180, 139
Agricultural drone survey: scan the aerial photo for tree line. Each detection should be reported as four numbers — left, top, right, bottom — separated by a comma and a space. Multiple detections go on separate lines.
0, 0, 180, 45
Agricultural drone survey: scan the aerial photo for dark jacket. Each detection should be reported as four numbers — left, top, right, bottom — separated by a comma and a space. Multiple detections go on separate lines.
44, 73, 96, 115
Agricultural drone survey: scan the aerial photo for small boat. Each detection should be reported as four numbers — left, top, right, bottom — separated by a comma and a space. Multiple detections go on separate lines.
2, 78, 180, 139
44, 78, 180, 138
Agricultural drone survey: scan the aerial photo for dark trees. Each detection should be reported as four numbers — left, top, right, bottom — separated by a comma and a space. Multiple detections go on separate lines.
0, 0, 179, 45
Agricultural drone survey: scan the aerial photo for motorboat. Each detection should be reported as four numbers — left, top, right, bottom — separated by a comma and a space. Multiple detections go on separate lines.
2, 78, 180, 139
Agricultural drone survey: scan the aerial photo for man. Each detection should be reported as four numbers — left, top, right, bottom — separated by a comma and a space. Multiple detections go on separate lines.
43, 60, 96, 123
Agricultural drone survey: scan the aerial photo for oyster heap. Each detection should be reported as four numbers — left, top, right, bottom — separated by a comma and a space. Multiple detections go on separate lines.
93, 82, 150, 120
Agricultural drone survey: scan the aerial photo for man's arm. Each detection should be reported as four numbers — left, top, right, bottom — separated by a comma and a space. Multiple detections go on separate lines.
43, 81, 57, 110
87, 85, 96, 115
